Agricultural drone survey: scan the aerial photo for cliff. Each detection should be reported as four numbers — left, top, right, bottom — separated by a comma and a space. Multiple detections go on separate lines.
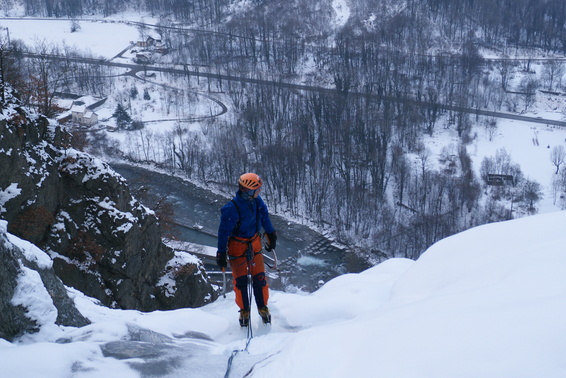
0, 84, 216, 337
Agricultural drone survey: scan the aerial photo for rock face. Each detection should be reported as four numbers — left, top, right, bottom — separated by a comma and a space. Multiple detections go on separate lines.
0, 220, 90, 341
0, 85, 216, 317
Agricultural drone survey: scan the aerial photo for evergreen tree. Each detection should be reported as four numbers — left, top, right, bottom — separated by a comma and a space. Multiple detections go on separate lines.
113, 103, 132, 130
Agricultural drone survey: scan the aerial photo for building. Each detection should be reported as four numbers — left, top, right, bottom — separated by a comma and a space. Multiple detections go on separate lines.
136, 35, 161, 48
70, 103, 99, 126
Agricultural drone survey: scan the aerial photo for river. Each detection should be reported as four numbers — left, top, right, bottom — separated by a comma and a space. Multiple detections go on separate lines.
111, 163, 355, 291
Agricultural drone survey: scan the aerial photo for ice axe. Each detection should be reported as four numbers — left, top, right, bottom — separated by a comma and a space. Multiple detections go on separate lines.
261, 233, 279, 271
264, 249, 279, 271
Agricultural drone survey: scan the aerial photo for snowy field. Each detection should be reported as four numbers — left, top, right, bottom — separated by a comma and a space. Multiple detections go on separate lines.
434, 118, 566, 213
0, 17, 141, 58
1, 209, 566, 377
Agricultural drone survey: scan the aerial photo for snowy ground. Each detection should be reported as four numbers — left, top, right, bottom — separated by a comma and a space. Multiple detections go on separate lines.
425, 117, 566, 213
2, 209, 566, 377
0, 18, 141, 58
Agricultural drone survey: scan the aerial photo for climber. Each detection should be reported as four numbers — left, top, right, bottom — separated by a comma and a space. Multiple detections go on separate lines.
216, 173, 277, 326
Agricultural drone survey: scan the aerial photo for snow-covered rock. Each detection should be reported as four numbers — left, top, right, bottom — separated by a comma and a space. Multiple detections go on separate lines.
0, 220, 89, 341
0, 84, 215, 312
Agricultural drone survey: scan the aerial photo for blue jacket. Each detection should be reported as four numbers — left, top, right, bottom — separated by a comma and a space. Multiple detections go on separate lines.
217, 191, 275, 254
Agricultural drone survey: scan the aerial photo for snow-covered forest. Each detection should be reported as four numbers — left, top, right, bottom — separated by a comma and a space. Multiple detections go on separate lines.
2, 0, 566, 260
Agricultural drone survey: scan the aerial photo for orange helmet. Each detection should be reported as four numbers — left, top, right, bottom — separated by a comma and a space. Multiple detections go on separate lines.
239, 173, 262, 190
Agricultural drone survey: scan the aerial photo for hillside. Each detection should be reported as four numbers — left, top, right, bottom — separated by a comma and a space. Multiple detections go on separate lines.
1, 0, 566, 271
1, 0, 566, 272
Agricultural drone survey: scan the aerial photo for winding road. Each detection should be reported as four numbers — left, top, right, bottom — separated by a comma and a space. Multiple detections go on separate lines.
19, 51, 566, 128
4, 16, 565, 127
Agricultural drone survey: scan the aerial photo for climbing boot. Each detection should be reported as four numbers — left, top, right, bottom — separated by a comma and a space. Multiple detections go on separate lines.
258, 306, 271, 324
239, 308, 250, 327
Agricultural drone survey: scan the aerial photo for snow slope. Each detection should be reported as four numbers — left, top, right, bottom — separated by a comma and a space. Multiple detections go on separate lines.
1, 210, 566, 377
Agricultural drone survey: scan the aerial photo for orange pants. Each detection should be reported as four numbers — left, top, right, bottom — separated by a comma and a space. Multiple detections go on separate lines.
227, 234, 269, 310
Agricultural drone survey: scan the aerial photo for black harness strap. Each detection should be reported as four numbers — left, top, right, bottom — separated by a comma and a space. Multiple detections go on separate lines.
230, 199, 242, 236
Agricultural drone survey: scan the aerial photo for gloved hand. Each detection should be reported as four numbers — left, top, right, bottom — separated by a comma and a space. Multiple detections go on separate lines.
216, 251, 227, 268
265, 232, 277, 251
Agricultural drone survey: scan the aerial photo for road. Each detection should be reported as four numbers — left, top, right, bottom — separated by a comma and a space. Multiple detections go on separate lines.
19, 51, 566, 128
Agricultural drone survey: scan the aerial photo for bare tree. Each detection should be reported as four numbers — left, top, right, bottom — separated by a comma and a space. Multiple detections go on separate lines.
484, 117, 498, 141
497, 57, 513, 91
0, 34, 7, 103
542, 61, 565, 91
550, 145, 566, 174
70, 20, 81, 33
520, 179, 543, 214
519, 77, 539, 113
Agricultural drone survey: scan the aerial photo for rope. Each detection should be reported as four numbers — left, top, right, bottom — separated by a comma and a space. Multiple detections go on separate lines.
247, 271, 254, 340
224, 259, 255, 378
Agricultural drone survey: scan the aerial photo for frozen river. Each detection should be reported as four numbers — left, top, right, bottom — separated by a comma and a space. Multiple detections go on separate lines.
110, 164, 360, 291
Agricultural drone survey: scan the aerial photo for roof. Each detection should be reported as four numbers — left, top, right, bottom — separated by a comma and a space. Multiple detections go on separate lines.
70, 104, 87, 113
84, 110, 97, 119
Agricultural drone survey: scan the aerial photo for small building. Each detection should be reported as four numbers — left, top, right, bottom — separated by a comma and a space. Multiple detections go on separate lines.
82, 109, 99, 126
486, 174, 515, 186
136, 35, 161, 48
134, 53, 153, 64
70, 103, 98, 126
135, 34, 168, 55
56, 95, 106, 127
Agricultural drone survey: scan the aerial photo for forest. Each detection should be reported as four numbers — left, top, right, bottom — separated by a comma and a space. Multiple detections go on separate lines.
1, 0, 565, 260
